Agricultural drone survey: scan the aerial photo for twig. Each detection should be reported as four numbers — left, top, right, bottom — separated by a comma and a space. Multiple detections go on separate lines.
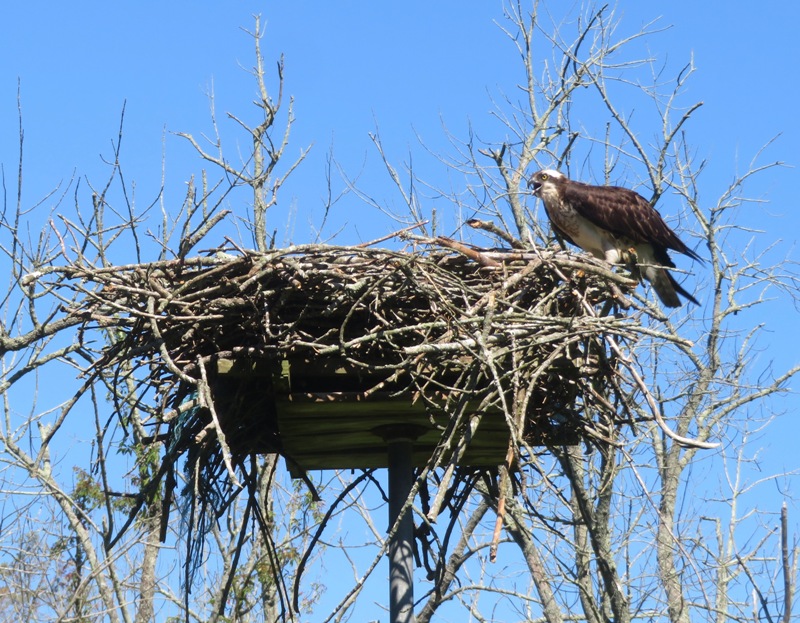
355, 220, 430, 248
196, 357, 241, 487
433, 236, 500, 267
466, 218, 526, 249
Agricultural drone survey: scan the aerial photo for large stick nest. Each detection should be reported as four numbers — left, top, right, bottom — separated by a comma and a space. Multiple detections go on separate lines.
57, 237, 667, 586
73, 239, 643, 469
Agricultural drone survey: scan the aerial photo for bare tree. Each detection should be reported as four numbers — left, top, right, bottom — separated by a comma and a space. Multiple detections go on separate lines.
177, 16, 308, 253
356, 2, 799, 622
0, 4, 797, 623
0, 18, 319, 623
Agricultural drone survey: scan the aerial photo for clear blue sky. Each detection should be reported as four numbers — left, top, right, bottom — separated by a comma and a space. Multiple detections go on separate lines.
3, 2, 797, 245
2, 0, 798, 618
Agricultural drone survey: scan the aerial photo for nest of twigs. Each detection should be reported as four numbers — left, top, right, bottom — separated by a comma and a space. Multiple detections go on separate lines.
59, 235, 671, 587
75, 237, 642, 471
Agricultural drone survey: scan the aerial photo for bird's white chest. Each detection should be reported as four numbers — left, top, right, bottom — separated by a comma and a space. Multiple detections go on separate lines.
545, 202, 616, 260
572, 216, 618, 259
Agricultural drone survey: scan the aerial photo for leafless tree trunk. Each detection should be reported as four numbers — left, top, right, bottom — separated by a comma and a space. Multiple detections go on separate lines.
177, 15, 308, 253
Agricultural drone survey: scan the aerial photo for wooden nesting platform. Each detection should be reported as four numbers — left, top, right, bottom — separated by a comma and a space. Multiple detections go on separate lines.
273, 358, 509, 472
214, 354, 580, 476
276, 391, 507, 473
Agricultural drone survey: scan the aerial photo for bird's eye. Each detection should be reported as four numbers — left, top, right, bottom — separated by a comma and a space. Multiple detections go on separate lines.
541, 173, 548, 181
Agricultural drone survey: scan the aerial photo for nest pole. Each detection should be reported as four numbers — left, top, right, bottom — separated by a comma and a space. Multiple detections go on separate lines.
376, 424, 426, 623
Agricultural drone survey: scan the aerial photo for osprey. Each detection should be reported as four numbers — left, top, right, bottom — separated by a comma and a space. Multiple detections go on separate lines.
528, 169, 700, 307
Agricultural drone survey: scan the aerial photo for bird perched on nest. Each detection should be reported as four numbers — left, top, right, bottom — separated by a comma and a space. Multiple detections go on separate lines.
528, 169, 701, 308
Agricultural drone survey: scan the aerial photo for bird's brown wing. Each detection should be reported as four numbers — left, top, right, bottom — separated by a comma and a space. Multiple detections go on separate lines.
562, 182, 701, 263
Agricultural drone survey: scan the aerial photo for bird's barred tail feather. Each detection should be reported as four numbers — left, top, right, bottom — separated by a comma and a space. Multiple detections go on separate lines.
666, 272, 700, 306
647, 268, 699, 308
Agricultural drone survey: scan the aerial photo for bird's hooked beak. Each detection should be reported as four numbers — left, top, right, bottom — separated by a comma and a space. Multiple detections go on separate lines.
527, 177, 542, 196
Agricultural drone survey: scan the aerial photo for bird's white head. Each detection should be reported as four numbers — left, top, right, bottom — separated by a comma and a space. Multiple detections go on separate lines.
527, 169, 566, 197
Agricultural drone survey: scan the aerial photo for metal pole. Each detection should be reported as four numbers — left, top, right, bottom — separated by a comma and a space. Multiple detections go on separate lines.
387, 434, 416, 623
